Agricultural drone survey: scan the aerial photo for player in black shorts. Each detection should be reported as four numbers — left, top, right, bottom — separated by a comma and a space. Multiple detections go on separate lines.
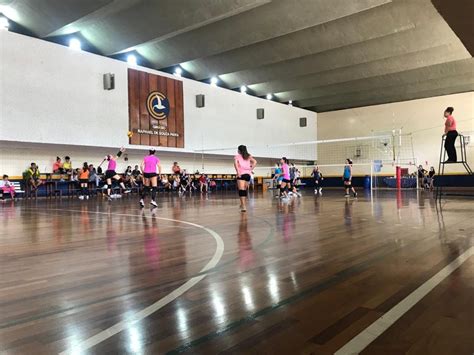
234, 145, 257, 212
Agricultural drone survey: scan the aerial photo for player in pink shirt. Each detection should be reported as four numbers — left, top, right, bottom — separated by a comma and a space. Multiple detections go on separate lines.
103, 147, 130, 200
279, 157, 291, 199
443, 106, 458, 162
140, 149, 162, 208
274, 157, 300, 199
234, 145, 257, 212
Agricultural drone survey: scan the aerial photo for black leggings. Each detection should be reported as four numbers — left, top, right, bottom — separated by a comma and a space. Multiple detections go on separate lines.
444, 130, 458, 161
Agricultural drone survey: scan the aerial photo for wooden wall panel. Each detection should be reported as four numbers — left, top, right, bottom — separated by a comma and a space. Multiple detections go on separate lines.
128, 70, 140, 146
166, 78, 177, 148
139, 71, 150, 146
157, 75, 168, 148
175, 81, 184, 148
128, 69, 184, 148
148, 73, 159, 147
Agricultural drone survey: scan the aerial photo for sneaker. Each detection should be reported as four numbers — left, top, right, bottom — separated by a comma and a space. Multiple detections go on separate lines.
78, 195, 84, 200
240, 206, 247, 212
86, 195, 89, 200
102, 184, 108, 189
123, 190, 131, 194
344, 194, 350, 197
319, 190, 322, 196
150, 200, 158, 208
314, 189, 318, 194
353, 192, 358, 198
139, 199, 145, 207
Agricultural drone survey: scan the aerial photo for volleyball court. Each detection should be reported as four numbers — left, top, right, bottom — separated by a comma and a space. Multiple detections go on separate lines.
194, 130, 418, 193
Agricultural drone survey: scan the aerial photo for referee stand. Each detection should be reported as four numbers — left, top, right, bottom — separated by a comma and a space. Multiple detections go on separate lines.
436, 133, 473, 199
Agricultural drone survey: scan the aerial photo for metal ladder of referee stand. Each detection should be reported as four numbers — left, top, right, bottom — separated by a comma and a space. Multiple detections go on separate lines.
436, 133, 473, 199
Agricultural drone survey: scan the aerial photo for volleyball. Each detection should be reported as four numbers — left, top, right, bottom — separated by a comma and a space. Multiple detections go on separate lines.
127, 131, 133, 138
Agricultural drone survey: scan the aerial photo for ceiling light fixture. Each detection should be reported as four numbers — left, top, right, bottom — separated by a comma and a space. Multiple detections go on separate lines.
266, 93, 273, 100
210, 77, 219, 87
174, 67, 183, 77
68, 38, 81, 51
127, 54, 137, 66
240, 85, 247, 94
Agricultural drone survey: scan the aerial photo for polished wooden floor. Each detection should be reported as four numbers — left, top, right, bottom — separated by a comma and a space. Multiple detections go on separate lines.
0, 190, 473, 354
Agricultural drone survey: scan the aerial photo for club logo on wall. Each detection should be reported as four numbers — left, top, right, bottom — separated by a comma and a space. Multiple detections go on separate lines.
128, 69, 184, 148
146, 91, 170, 120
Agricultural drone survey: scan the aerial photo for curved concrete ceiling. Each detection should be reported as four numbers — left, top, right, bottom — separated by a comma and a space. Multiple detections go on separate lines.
2, 0, 472, 112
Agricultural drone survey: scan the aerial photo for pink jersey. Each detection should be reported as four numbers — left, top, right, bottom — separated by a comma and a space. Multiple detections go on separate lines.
107, 159, 117, 171
235, 154, 252, 175
445, 115, 457, 131
282, 163, 290, 180
143, 155, 160, 173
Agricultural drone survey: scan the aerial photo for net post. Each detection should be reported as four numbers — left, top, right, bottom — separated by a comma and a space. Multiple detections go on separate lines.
396, 165, 401, 190
370, 160, 374, 196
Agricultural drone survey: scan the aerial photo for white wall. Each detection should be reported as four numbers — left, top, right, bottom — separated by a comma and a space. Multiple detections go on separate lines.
317, 92, 474, 175
0, 31, 129, 148
0, 30, 317, 177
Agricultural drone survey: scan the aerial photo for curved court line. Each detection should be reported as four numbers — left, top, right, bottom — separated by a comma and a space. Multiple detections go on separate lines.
41, 208, 225, 354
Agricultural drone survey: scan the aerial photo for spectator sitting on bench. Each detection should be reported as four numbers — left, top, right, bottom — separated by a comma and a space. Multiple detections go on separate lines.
124, 165, 133, 187
172, 175, 180, 191
1, 175, 16, 199
63, 156, 73, 180
131, 165, 142, 186
88, 164, 101, 187
53, 156, 64, 174
161, 174, 171, 191
172, 162, 181, 175
53, 156, 66, 181
71, 168, 80, 182
24, 163, 43, 192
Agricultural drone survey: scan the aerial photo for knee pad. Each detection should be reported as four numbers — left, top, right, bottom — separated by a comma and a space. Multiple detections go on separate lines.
238, 189, 247, 197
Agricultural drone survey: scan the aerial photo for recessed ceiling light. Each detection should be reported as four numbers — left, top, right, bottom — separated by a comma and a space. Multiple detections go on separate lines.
69, 38, 81, 51
210, 77, 219, 86
127, 54, 137, 66
174, 67, 182, 77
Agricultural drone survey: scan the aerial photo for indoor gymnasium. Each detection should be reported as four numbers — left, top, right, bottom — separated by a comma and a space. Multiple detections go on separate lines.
1, 1, 473, 354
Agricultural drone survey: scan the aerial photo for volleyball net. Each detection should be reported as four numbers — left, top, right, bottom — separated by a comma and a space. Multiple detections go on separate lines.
193, 130, 419, 189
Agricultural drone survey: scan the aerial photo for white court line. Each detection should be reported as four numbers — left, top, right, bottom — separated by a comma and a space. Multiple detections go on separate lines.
42, 208, 225, 355
335, 246, 474, 355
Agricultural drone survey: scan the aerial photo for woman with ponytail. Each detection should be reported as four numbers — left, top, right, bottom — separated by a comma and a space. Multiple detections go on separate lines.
234, 145, 257, 212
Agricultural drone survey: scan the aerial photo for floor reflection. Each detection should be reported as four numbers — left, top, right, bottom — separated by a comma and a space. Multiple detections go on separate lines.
238, 213, 254, 270
142, 211, 160, 270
